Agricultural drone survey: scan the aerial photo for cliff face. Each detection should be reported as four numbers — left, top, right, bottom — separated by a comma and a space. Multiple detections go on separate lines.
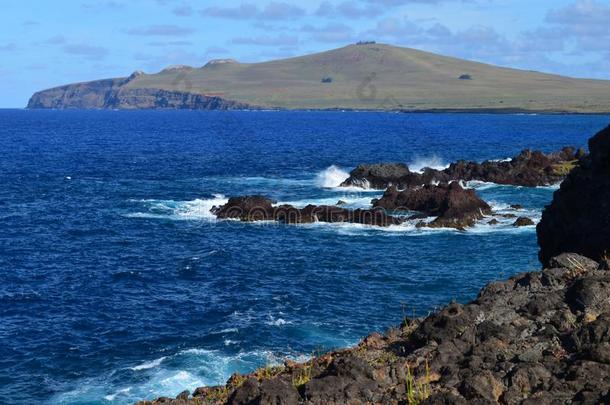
27, 78, 128, 109
27, 75, 254, 110
538, 125, 610, 266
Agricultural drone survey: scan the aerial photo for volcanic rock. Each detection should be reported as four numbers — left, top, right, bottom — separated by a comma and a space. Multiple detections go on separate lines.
211, 196, 404, 227
340, 147, 582, 189
513, 217, 535, 227
374, 182, 491, 229
538, 125, 610, 266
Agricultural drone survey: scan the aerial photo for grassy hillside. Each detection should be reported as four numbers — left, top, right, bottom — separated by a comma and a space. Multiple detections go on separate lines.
123, 43, 610, 112
29, 43, 610, 112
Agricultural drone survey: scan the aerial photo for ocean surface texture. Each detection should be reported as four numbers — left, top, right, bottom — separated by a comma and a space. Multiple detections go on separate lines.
1, 110, 609, 404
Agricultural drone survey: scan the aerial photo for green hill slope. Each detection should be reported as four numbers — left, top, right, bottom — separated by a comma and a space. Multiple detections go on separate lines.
28, 43, 610, 112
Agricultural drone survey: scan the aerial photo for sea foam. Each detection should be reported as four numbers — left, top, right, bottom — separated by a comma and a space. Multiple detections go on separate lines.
126, 195, 228, 221
409, 155, 448, 173
315, 165, 350, 188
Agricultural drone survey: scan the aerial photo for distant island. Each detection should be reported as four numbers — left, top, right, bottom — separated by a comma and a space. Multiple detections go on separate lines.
27, 43, 610, 113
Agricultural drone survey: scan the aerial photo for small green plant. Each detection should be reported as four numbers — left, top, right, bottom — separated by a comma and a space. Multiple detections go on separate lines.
405, 360, 431, 405
292, 361, 313, 388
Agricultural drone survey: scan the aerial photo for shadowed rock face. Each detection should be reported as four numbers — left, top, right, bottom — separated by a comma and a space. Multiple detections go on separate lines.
211, 196, 404, 227
27, 76, 254, 110
373, 182, 492, 229
538, 125, 610, 266
340, 147, 583, 189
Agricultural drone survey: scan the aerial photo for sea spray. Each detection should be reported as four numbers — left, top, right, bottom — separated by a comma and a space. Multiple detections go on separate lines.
409, 155, 448, 173
316, 166, 350, 188
126, 195, 228, 221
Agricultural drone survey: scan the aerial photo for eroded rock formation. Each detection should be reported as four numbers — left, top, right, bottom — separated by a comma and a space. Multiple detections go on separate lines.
373, 182, 492, 230
211, 196, 404, 227
341, 147, 583, 189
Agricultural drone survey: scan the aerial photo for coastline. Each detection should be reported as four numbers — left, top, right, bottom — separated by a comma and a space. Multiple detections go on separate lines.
137, 253, 610, 405
136, 126, 610, 404
21, 105, 610, 115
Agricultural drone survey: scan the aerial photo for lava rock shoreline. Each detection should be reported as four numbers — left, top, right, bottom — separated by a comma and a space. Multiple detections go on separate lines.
341, 147, 583, 189
137, 252, 610, 405
209, 182, 523, 231
136, 128, 610, 404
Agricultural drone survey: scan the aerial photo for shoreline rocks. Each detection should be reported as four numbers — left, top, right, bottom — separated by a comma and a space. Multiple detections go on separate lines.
340, 147, 583, 189
211, 184, 507, 231
136, 252, 610, 405
373, 182, 492, 230
211, 196, 405, 227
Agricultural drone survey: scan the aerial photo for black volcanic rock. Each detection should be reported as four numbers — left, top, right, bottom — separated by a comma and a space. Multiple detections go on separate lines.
340, 147, 581, 189
374, 182, 491, 229
513, 217, 535, 227
538, 125, 610, 266
339, 163, 414, 189
137, 252, 610, 405
212, 196, 276, 221
211, 196, 404, 227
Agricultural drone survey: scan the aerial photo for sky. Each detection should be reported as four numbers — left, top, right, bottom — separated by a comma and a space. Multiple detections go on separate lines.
1, 0, 609, 107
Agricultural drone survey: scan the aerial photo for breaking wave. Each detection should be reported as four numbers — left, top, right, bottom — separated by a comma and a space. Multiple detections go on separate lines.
315, 166, 350, 188
125, 195, 228, 221
409, 155, 448, 173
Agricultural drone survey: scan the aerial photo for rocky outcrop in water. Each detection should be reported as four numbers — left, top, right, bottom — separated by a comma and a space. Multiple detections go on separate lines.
212, 188, 499, 230
538, 125, 610, 266
211, 196, 404, 227
340, 147, 583, 189
27, 74, 254, 110
137, 126, 610, 405
373, 182, 492, 230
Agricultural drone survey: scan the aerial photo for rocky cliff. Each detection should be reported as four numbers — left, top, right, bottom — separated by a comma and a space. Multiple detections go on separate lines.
27, 73, 254, 110
538, 125, 610, 266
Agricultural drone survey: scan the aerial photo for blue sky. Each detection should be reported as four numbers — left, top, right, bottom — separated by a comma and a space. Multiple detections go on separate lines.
1, 0, 609, 107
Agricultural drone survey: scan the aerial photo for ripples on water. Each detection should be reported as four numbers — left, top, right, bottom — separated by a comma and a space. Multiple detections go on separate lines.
0, 110, 608, 404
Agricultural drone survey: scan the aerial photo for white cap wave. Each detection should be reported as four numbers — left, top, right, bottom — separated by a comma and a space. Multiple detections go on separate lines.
316, 165, 350, 188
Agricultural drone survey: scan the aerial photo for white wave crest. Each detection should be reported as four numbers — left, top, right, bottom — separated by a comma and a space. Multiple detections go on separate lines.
409, 155, 448, 173
130, 356, 167, 371
316, 165, 350, 188
277, 195, 376, 209
126, 194, 228, 221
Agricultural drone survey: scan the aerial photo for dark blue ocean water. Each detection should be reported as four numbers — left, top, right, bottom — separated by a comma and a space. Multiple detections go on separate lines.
1, 110, 608, 404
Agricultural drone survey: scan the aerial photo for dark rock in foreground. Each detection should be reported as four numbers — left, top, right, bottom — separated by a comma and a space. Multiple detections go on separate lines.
373, 182, 492, 229
136, 253, 610, 405
538, 125, 610, 266
341, 147, 583, 189
211, 196, 404, 227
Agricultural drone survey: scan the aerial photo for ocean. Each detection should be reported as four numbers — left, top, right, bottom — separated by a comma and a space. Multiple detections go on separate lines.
1, 110, 608, 404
